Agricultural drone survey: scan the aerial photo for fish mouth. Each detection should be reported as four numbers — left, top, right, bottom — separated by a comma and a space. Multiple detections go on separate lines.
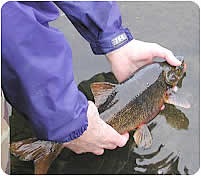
168, 58, 186, 86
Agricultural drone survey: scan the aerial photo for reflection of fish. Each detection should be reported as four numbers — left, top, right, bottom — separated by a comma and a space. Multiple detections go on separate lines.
10, 60, 190, 174
160, 104, 189, 130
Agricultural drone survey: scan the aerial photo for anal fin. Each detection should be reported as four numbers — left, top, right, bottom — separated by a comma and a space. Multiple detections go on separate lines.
133, 124, 152, 149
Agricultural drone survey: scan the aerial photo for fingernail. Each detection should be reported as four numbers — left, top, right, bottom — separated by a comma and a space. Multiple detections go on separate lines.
119, 134, 129, 147
119, 139, 126, 147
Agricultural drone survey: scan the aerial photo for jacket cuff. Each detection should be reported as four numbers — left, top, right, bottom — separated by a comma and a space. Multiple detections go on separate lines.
48, 113, 88, 144
40, 92, 89, 144
60, 123, 88, 143
90, 28, 133, 55
53, 97, 89, 143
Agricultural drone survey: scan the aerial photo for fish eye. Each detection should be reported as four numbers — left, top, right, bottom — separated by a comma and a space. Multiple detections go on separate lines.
165, 70, 178, 85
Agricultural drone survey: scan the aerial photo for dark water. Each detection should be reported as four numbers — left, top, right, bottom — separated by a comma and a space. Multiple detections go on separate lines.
10, 1, 199, 175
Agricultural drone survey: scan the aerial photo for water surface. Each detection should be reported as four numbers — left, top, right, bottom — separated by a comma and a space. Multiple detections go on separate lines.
10, 1, 199, 174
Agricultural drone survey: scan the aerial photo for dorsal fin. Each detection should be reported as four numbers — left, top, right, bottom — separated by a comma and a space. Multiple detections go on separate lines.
10, 138, 64, 174
90, 82, 117, 107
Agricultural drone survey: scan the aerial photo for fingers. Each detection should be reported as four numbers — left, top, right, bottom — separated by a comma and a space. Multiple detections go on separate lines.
152, 43, 181, 66
94, 132, 129, 155
162, 49, 182, 66
118, 132, 129, 147
71, 101, 129, 156
102, 143, 117, 150
87, 101, 99, 117
109, 129, 129, 147
160, 104, 165, 110
93, 149, 104, 155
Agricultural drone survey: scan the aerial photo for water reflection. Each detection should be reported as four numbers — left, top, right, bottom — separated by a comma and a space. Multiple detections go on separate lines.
10, 71, 191, 175
48, 138, 132, 174
160, 104, 189, 130
122, 146, 179, 174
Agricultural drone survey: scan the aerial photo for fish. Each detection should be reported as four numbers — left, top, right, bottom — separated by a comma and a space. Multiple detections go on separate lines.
10, 59, 190, 174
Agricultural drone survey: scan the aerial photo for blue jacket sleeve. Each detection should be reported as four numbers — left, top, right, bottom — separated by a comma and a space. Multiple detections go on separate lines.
54, 1, 133, 54
1, 2, 88, 143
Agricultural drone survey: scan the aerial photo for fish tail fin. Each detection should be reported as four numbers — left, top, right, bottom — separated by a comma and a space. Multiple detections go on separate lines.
133, 124, 152, 149
10, 138, 64, 174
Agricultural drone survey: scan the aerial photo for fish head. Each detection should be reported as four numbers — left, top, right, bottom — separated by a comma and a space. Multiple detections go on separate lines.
163, 58, 186, 87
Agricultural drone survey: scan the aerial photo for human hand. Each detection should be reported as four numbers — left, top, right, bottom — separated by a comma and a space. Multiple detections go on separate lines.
106, 39, 181, 82
63, 101, 129, 155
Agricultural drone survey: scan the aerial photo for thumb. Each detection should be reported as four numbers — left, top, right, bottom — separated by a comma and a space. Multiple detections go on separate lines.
116, 132, 129, 147
163, 49, 182, 66
153, 45, 181, 66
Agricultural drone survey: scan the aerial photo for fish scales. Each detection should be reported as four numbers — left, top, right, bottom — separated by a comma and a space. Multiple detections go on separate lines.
100, 63, 167, 134
98, 63, 163, 123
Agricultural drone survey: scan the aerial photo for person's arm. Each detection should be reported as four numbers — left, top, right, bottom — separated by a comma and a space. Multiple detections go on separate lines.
54, 1, 133, 55
55, 1, 181, 83
1, 1, 88, 143
2, 2, 129, 155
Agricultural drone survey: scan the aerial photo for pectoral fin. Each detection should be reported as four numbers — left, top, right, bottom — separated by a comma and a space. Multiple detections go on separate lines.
164, 90, 191, 109
10, 138, 64, 174
133, 124, 152, 149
